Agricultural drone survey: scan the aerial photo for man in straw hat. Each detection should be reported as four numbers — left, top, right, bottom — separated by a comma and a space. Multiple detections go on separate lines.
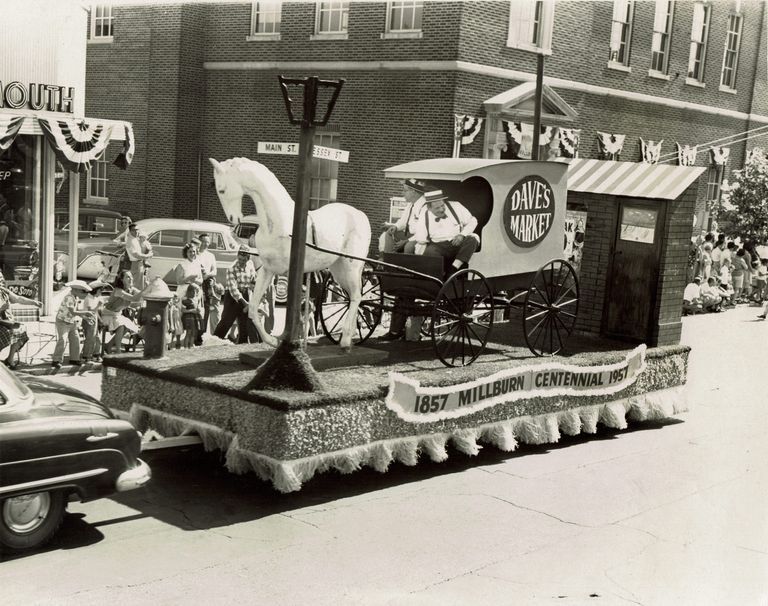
52, 280, 92, 369
379, 178, 429, 254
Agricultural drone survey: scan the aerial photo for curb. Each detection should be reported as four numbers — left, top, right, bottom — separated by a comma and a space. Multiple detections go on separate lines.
18, 363, 103, 377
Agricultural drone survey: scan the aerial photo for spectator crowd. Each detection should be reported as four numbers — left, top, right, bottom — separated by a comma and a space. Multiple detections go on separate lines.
683, 232, 768, 317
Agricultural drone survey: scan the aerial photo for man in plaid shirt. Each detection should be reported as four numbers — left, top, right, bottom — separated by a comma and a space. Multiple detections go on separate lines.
213, 245, 258, 343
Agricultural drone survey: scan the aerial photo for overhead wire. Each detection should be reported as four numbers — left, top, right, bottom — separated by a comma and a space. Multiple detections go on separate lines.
654, 123, 768, 163
657, 128, 768, 164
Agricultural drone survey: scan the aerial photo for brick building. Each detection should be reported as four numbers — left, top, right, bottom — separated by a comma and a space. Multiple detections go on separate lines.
79, 0, 768, 342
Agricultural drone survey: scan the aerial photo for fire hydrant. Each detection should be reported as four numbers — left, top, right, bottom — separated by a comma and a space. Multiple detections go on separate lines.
141, 277, 172, 358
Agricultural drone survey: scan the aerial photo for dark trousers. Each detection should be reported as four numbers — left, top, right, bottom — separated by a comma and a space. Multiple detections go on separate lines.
201, 277, 215, 336
423, 237, 478, 266
213, 292, 260, 343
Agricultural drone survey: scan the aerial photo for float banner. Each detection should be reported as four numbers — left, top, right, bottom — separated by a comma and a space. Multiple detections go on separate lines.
386, 345, 647, 423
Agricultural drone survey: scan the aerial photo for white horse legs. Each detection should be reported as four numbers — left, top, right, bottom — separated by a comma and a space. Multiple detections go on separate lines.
248, 269, 279, 347
331, 259, 364, 351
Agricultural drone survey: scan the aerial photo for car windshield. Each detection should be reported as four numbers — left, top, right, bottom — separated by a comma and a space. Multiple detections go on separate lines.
0, 362, 32, 403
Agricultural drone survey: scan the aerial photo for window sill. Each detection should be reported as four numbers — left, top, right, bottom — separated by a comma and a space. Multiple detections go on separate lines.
83, 197, 109, 207
647, 70, 671, 81
718, 85, 738, 94
88, 37, 113, 44
505, 41, 552, 56
607, 61, 631, 73
310, 33, 348, 41
685, 77, 705, 88
246, 33, 281, 42
380, 31, 422, 40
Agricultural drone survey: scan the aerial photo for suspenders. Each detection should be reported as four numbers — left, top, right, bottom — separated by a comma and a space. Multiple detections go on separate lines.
425, 201, 461, 242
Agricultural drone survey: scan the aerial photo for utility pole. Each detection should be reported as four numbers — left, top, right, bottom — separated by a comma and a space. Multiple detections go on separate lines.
248, 75, 344, 391
531, 53, 545, 161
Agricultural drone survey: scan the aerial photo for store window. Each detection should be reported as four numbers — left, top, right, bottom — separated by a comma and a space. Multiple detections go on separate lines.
687, 2, 711, 84
310, 133, 340, 209
315, 1, 349, 36
507, 0, 554, 54
249, 1, 281, 38
650, 0, 674, 76
386, 1, 423, 33
706, 165, 724, 205
0, 135, 41, 293
86, 155, 108, 202
90, 4, 114, 41
720, 12, 742, 91
609, 0, 634, 68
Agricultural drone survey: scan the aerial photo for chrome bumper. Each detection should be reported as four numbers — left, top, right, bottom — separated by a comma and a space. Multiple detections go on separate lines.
116, 458, 151, 492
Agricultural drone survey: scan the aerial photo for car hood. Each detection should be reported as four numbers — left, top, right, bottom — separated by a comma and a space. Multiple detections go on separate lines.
55, 236, 119, 256
18, 376, 114, 421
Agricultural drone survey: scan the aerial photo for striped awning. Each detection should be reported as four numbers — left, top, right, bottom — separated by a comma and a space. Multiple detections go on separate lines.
567, 158, 705, 200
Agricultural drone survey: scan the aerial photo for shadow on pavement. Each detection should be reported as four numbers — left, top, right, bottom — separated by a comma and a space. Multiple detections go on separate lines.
0, 513, 105, 563
107, 418, 683, 533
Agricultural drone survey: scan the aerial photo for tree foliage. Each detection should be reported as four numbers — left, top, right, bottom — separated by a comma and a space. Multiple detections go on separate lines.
718, 149, 768, 242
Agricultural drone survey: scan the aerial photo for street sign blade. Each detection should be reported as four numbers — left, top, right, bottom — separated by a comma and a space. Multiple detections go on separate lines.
257, 142, 299, 155
312, 145, 350, 163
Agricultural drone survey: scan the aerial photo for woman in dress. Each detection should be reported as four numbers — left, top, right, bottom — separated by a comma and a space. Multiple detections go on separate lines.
173, 242, 203, 344
101, 270, 144, 354
0, 274, 43, 369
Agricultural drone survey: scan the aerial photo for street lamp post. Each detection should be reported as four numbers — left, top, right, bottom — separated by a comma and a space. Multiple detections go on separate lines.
248, 75, 344, 392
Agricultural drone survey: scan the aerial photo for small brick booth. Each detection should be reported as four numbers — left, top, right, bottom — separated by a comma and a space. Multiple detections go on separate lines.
565, 159, 705, 347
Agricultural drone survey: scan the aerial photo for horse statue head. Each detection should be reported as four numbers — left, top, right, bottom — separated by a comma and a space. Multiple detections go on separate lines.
209, 157, 246, 224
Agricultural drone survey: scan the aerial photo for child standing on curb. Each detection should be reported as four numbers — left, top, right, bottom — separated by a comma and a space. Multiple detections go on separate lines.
181, 284, 202, 348
80, 280, 106, 363
167, 293, 183, 349
52, 280, 90, 369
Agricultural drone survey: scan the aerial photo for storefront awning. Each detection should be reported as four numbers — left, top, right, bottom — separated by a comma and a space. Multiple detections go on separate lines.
567, 158, 705, 200
0, 113, 134, 173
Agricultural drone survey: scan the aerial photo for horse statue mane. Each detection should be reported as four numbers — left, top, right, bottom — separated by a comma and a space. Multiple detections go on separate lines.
210, 156, 371, 351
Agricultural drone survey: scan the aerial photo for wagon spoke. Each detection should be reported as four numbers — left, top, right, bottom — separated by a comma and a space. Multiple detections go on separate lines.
526, 310, 549, 340
554, 297, 578, 311
525, 299, 549, 311
526, 308, 549, 322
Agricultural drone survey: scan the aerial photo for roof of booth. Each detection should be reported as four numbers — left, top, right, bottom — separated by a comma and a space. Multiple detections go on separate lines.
567, 158, 706, 200
384, 158, 555, 180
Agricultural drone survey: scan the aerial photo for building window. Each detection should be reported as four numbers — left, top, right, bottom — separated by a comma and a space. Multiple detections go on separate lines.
90, 4, 113, 40
706, 165, 723, 206
507, 0, 554, 54
650, 0, 674, 75
250, 1, 281, 36
609, 0, 634, 66
316, 1, 349, 35
687, 2, 711, 83
87, 155, 109, 201
310, 133, 340, 208
720, 12, 742, 90
387, 0, 423, 32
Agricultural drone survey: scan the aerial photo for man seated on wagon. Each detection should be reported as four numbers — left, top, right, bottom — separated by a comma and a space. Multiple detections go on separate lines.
379, 178, 428, 255
411, 189, 479, 276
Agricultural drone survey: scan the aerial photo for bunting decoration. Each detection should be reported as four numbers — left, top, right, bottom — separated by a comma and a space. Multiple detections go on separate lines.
504, 122, 554, 159
555, 128, 581, 159
597, 132, 625, 160
676, 143, 697, 166
112, 122, 135, 169
640, 138, 663, 164
709, 146, 730, 166
0, 115, 25, 151
454, 114, 484, 146
37, 117, 113, 173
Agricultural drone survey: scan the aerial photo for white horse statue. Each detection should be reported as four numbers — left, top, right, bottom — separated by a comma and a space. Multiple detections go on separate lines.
209, 157, 371, 350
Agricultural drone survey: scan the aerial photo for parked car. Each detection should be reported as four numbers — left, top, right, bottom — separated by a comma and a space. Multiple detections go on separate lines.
57, 218, 244, 286
53, 207, 123, 243
0, 364, 150, 552
232, 215, 288, 304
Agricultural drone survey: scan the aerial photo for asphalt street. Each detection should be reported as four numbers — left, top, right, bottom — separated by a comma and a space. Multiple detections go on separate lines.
2, 305, 767, 605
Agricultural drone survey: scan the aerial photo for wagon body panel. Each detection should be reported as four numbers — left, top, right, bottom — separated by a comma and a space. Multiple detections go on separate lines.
383, 159, 569, 280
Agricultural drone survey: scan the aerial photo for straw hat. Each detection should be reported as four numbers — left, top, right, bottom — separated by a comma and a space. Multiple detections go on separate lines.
66, 279, 92, 292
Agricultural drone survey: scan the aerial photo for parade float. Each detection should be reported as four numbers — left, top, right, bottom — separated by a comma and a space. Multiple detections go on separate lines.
103, 77, 698, 492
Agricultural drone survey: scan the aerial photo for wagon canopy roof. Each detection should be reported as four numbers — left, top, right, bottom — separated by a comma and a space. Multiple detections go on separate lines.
384, 158, 552, 181
567, 158, 706, 200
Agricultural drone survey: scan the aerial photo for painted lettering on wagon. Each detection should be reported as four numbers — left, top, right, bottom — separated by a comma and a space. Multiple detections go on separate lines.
386, 345, 647, 423
503, 175, 556, 248
0, 81, 75, 113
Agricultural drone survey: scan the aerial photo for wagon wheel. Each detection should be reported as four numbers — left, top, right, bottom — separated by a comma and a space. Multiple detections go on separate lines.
431, 269, 494, 367
319, 268, 383, 345
523, 259, 579, 356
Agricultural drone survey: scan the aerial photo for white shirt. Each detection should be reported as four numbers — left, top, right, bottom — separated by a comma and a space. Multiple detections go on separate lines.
113, 228, 130, 244
683, 283, 700, 301
711, 246, 722, 264
198, 249, 217, 279
412, 201, 477, 244
394, 196, 426, 234
125, 233, 144, 261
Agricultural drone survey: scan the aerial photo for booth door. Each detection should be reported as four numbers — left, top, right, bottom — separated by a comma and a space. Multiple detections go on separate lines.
604, 201, 663, 341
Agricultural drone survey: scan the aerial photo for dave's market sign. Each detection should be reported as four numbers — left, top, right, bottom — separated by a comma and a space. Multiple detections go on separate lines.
385, 345, 647, 422
503, 175, 555, 248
